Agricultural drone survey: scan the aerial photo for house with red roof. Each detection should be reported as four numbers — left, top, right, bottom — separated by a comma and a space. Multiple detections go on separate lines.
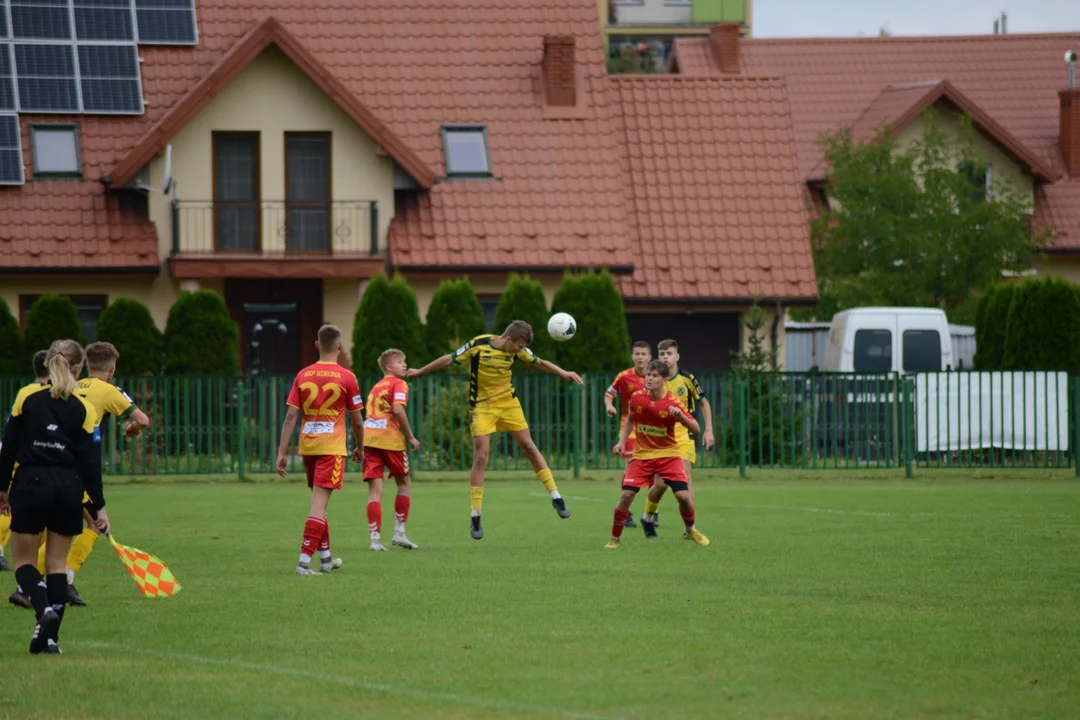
672, 25, 1080, 285
0, 1, 816, 373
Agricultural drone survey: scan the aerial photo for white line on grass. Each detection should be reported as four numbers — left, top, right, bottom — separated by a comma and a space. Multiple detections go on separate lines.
529, 492, 604, 503
727, 504, 935, 518
0, 631, 622, 720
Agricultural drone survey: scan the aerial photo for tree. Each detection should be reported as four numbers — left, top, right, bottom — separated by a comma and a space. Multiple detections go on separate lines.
0, 297, 24, 375
163, 290, 240, 374
494, 273, 554, 362
606, 42, 662, 75
96, 298, 164, 376
801, 111, 1046, 321
352, 273, 425, 375
23, 295, 87, 365
1002, 277, 1080, 372
550, 269, 630, 374
424, 278, 486, 359
972, 284, 997, 370
975, 283, 1016, 370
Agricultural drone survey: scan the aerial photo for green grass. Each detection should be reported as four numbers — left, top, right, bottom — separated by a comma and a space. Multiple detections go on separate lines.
2, 469, 1080, 719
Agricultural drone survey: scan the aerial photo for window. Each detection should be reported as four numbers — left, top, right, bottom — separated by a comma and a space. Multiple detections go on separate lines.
20, 295, 107, 342
441, 125, 491, 177
478, 296, 499, 332
902, 330, 942, 373
31, 124, 81, 177
853, 329, 892, 372
285, 132, 331, 252
213, 131, 260, 252
958, 161, 989, 205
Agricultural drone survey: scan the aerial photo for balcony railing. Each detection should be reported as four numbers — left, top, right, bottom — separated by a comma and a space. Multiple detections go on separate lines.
607, 0, 745, 27
171, 200, 379, 256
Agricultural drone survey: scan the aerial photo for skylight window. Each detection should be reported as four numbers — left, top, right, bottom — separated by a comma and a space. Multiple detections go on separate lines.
441, 125, 491, 177
32, 124, 81, 177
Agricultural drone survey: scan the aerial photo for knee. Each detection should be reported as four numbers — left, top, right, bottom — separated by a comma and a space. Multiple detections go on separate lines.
472, 447, 490, 467
518, 440, 541, 459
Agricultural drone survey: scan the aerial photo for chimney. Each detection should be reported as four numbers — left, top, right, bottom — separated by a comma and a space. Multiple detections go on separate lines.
1063, 51, 1080, 176
709, 22, 742, 74
543, 35, 576, 107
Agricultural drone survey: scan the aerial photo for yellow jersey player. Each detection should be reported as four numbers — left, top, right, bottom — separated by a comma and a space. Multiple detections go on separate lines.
408, 320, 583, 540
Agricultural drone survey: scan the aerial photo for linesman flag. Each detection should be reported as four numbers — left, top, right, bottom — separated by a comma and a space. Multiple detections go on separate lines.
108, 534, 182, 598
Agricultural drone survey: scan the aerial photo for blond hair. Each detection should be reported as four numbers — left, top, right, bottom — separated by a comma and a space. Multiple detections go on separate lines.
85, 341, 119, 372
378, 348, 405, 372
47, 339, 84, 399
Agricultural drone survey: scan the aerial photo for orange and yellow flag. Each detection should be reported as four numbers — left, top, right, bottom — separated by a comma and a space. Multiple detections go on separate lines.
108, 534, 182, 598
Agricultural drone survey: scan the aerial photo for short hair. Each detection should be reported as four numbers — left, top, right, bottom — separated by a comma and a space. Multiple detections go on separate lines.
503, 320, 534, 345
657, 339, 678, 352
378, 348, 405, 371
632, 340, 651, 351
31, 349, 48, 378
85, 341, 119, 372
317, 324, 342, 350
646, 360, 669, 375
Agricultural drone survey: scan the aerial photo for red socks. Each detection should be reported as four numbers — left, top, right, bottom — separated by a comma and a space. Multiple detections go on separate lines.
679, 505, 696, 530
367, 502, 382, 534
319, 519, 331, 553
394, 495, 411, 523
612, 509, 630, 539
301, 516, 326, 557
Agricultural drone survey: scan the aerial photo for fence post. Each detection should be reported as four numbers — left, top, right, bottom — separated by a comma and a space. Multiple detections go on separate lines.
736, 380, 748, 478
572, 382, 582, 479
1073, 377, 1079, 478
903, 378, 914, 479
236, 379, 246, 481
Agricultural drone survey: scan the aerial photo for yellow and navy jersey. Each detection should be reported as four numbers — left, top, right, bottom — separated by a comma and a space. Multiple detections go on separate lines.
665, 368, 703, 442
451, 335, 540, 408
75, 377, 136, 427
7, 381, 48, 422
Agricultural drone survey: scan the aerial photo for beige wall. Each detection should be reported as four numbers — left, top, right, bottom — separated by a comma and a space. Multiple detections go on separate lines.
1032, 256, 1080, 284
406, 275, 563, 318
146, 46, 396, 261
0, 277, 178, 332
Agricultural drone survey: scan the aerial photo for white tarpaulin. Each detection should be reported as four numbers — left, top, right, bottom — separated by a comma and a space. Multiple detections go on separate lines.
915, 372, 1070, 452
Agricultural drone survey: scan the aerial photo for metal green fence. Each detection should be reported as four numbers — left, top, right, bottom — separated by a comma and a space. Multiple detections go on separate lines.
1, 371, 1076, 477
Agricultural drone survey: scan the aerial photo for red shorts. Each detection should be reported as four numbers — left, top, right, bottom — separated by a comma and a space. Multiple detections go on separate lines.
621, 437, 636, 460
363, 447, 410, 480
622, 456, 686, 489
303, 455, 345, 490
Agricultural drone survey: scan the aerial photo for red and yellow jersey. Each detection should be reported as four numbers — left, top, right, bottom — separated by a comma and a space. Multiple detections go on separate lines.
605, 367, 646, 439
364, 374, 409, 452
286, 362, 363, 456
627, 390, 687, 460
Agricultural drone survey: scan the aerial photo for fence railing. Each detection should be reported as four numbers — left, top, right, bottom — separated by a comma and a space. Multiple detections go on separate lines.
1, 372, 1076, 477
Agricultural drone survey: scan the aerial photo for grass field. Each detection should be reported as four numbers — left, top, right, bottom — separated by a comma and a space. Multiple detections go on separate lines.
2, 468, 1079, 719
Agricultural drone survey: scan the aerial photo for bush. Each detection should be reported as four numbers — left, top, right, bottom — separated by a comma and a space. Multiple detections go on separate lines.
425, 278, 486, 358
0, 297, 24, 375
972, 284, 997, 370
494, 273, 554, 363
23, 295, 87, 364
96, 297, 164, 376
352, 273, 426, 374
550, 269, 630, 374
417, 383, 473, 469
975, 283, 1015, 370
163, 290, 240, 374
1002, 277, 1080, 372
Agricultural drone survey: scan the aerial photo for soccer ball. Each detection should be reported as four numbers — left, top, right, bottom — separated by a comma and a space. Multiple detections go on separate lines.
547, 312, 577, 342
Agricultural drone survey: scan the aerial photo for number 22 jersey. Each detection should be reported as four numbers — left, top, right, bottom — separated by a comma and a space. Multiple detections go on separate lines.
286, 361, 363, 456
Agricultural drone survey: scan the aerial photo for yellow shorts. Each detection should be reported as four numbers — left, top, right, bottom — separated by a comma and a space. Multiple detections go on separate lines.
678, 438, 696, 464
470, 399, 529, 437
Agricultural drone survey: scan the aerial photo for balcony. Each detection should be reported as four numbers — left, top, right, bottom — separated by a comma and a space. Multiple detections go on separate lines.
168, 200, 385, 279
607, 0, 745, 28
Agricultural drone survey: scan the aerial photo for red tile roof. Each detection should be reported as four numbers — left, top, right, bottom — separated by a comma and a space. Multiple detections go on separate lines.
609, 76, 816, 302
672, 31, 1080, 249
1035, 181, 1080, 249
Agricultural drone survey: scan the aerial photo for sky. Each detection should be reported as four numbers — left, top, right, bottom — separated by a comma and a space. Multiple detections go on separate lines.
753, 0, 1080, 38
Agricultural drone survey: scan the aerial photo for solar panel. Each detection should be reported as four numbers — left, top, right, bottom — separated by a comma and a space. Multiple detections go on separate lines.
10, 0, 72, 40
1, 0, 10, 39
77, 44, 142, 113
135, 0, 196, 44
0, 113, 25, 184
0, 45, 14, 110
14, 43, 78, 112
74, 0, 136, 41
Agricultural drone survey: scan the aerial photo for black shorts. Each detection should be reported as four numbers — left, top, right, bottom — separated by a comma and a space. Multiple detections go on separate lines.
663, 479, 690, 493
9, 468, 85, 537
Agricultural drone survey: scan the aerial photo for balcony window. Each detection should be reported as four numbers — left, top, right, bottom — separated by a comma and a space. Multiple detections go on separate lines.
31, 124, 81, 178
441, 125, 491, 177
285, 132, 331, 252
213, 132, 260, 252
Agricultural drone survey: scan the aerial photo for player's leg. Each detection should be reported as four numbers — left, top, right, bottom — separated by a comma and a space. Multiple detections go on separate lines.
363, 448, 387, 551
642, 476, 666, 530
0, 512, 12, 571
607, 485, 640, 548
64, 506, 99, 606
390, 459, 417, 549
468, 432, 492, 540
296, 456, 333, 575
680, 459, 695, 540
41, 523, 76, 652
671, 484, 709, 547
621, 442, 637, 528
508, 426, 570, 519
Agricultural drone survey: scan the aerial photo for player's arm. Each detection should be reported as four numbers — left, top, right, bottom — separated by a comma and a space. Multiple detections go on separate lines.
408, 354, 453, 378
698, 396, 714, 448
275, 405, 301, 477
535, 358, 584, 385
0, 409, 23, 497
671, 404, 701, 436
392, 405, 419, 451
604, 377, 620, 417
613, 414, 634, 455
349, 408, 365, 463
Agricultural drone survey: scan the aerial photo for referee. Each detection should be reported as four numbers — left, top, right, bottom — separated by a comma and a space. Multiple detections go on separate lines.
0, 340, 110, 655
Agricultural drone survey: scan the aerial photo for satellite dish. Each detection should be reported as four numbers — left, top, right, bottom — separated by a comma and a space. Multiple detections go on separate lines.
162, 144, 174, 195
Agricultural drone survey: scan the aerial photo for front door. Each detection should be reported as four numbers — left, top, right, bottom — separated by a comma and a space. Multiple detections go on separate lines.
244, 302, 301, 376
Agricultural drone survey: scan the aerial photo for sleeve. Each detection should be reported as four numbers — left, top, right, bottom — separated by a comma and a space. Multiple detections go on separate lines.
285, 375, 302, 408
605, 373, 622, 399
346, 373, 364, 413
451, 339, 481, 365
0, 397, 24, 493
392, 378, 409, 407
74, 399, 105, 510
106, 384, 136, 420
685, 372, 703, 400
515, 347, 540, 364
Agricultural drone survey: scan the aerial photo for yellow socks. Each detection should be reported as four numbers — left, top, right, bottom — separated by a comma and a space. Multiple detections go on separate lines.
0, 513, 10, 547
537, 468, 557, 493
35, 536, 46, 574
470, 486, 484, 514
68, 528, 101, 573
644, 498, 661, 517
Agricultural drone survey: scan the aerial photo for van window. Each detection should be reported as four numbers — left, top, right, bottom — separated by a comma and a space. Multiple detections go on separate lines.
902, 330, 941, 372
853, 329, 892, 372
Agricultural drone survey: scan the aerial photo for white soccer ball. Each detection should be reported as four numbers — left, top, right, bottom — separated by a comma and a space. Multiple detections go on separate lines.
547, 312, 577, 342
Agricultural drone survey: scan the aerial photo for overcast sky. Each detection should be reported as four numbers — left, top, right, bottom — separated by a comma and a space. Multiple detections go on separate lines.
753, 0, 1080, 38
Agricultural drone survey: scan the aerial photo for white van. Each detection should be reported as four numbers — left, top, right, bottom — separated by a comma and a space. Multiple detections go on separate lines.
822, 307, 955, 373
